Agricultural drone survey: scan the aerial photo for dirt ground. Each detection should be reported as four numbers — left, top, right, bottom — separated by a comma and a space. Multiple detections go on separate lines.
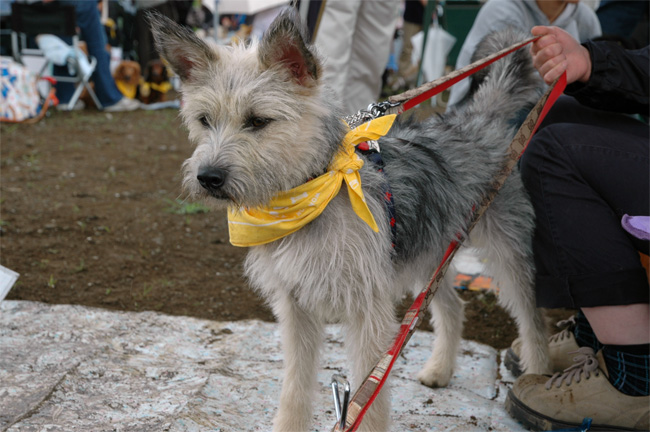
0, 106, 572, 350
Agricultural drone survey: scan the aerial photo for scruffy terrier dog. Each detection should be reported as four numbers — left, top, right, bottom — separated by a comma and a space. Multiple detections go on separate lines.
150, 9, 550, 432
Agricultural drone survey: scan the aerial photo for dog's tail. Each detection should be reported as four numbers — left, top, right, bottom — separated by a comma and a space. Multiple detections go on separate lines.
466, 28, 544, 122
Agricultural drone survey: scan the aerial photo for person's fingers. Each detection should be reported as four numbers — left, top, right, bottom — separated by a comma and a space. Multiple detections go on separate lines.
531, 25, 590, 85
530, 33, 558, 56
534, 53, 565, 82
531, 25, 554, 37
543, 60, 568, 85
538, 41, 563, 61
532, 41, 563, 71
532, 34, 556, 49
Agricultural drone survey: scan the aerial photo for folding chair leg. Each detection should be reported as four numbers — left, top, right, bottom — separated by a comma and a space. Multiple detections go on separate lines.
84, 81, 103, 110
66, 82, 86, 110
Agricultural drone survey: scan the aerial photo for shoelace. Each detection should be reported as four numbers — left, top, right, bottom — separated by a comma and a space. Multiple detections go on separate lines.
545, 347, 600, 389
548, 315, 577, 344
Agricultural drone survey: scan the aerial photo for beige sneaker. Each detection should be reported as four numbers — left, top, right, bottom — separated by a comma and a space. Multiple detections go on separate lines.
505, 347, 650, 431
505, 316, 580, 377
104, 97, 140, 112
56, 99, 85, 111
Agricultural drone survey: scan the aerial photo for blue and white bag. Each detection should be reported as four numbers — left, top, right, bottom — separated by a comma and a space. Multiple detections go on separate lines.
0, 57, 41, 122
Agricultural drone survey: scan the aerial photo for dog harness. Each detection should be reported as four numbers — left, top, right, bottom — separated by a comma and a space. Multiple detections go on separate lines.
227, 115, 396, 247
355, 141, 397, 249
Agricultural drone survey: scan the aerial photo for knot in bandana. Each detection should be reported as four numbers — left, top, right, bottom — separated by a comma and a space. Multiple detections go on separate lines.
227, 114, 397, 247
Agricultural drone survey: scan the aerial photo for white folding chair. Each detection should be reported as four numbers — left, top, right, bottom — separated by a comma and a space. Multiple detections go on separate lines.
10, 2, 102, 110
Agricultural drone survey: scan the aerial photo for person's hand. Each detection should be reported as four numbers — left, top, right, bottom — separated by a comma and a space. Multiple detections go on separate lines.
530, 26, 592, 85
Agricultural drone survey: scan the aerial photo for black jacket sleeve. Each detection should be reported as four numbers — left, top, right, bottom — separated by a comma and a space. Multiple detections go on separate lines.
564, 41, 649, 116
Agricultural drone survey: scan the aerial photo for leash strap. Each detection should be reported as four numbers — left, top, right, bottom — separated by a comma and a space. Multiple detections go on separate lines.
344, 36, 542, 130
332, 38, 567, 431
389, 36, 538, 112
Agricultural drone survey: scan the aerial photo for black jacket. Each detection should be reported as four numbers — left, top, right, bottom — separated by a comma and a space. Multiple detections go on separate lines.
565, 41, 649, 117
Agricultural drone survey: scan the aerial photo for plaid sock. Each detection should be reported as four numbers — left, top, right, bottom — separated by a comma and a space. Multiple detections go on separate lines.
573, 310, 603, 352
602, 343, 650, 396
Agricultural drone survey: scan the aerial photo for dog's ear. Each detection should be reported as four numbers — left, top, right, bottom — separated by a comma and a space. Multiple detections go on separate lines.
258, 8, 320, 87
147, 11, 217, 82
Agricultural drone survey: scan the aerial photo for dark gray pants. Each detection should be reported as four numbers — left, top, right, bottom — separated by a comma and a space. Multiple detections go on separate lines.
520, 96, 649, 309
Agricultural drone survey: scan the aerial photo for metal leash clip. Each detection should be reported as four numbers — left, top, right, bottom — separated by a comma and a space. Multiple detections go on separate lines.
344, 100, 401, 129
369, 100, 401, 118
330, 374, 350, 430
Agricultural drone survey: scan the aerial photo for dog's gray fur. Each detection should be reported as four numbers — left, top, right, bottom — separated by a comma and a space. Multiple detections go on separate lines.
150, 10, 550, 432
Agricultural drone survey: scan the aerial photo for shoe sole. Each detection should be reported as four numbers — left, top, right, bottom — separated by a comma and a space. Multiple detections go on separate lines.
505, 389, 640, 431
504, 347, 523, 378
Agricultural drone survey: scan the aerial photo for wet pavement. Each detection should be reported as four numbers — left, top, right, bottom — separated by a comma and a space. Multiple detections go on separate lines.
0, 297, 524, 432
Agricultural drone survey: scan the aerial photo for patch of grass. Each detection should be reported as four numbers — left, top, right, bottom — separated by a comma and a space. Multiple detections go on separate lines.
0, 155, 15, 167
132, 282, 153, 304
22, 151, 40, 169
1, 124, 19, 134
164, 198, 209, 215
73, 259, 87, 273
47, 274, 57, 288
477, 292, 498, 312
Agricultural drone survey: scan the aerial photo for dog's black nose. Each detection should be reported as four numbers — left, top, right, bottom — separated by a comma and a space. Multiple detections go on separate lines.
197, 167, 227, 191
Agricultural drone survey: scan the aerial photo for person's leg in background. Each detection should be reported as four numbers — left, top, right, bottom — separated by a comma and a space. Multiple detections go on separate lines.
506, 97, 650, 430
315, 0, 398, 115
135, 1, 179, 71
313, 0, 360, 115
344, 0, 398, 114
521, 102, 649, 314
55, 0, 137, 110
392, 18, 421, 90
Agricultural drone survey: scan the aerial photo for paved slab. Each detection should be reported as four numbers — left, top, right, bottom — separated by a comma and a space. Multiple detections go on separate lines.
0, 299, 523, 431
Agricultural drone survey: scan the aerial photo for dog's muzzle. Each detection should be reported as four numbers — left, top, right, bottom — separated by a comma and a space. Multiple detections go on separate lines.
197, 166, 228, 197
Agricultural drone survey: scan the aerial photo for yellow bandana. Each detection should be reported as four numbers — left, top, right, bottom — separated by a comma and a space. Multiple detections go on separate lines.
150, 81, 173, 94
227, 114, 397, 247
116, 80, 137, 99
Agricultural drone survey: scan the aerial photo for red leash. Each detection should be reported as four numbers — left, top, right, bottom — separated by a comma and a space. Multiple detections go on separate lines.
390, 36, 539, 111
332, 35, 567, 431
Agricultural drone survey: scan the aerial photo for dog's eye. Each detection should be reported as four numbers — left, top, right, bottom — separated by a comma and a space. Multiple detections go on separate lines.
199, 116, 210, 128
245, 117, 272, 130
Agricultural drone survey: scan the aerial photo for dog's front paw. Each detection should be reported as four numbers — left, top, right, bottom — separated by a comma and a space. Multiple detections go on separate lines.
416, 362, 453, 388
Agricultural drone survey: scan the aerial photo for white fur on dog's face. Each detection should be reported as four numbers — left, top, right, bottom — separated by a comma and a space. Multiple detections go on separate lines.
151, 12, 344, 208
